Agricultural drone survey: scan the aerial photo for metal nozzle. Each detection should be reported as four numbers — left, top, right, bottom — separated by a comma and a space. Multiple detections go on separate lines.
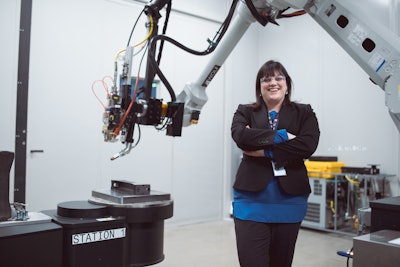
110, 143, 133, 160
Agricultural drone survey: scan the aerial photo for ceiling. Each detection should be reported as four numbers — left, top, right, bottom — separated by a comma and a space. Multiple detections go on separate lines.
171, 0, 232, 22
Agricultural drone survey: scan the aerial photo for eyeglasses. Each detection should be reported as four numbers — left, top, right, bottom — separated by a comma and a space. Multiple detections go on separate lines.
260, 75, 286, 84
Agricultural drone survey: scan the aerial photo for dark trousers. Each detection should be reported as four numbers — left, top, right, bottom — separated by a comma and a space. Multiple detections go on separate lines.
234, 218, 301, 267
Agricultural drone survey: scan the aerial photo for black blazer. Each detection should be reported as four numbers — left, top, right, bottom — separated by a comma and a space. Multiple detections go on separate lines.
231, 102, 320, 195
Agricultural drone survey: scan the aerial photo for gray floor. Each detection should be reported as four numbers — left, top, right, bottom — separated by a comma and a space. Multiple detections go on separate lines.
158, 220, 354, 267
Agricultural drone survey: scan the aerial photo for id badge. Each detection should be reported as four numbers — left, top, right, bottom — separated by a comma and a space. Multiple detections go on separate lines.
272, 161, 287, 176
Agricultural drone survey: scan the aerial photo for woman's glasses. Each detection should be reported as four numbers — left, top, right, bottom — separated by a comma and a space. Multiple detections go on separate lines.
260, 75, 286, 84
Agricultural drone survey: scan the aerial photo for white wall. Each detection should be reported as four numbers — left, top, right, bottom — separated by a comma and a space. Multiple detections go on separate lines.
0, 0, 20, 203
0, 1, 19, 151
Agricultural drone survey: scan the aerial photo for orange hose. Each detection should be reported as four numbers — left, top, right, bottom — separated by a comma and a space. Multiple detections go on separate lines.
91, 77, 113, 110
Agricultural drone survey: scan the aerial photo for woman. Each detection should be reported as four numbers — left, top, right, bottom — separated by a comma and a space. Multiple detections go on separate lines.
231, 60, 320, 267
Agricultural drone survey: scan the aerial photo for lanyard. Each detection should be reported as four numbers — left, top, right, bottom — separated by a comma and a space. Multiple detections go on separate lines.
268, 111, 279, 130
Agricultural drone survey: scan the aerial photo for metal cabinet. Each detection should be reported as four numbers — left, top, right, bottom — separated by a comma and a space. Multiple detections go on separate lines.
302, 173, 395, 235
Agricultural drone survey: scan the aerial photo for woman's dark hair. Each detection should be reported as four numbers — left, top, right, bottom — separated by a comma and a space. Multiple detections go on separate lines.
251, 60, 293, 110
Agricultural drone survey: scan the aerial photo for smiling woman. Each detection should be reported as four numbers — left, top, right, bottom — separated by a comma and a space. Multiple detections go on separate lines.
231, 60, 320, 267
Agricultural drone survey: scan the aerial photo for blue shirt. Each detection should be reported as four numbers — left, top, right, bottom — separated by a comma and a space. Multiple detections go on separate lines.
233, 179, 308, 223
232, 111, 309, 223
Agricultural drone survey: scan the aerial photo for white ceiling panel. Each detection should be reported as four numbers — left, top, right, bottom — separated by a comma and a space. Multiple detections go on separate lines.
172, 0, 232, 21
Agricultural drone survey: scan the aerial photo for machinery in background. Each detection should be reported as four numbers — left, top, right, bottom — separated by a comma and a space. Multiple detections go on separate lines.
303, 158, 394, 234
2, 151, 172, 266
353, 196, 400, 267
95, 0, 400, 160
303, 176, 349, 230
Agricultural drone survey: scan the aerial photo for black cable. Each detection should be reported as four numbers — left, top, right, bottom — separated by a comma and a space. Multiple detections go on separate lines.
133, 123, 141, 148
148, 33, 226, 101
148, 35, 176, 101
155, 117, 171, 131
346, 247, 353, 267
207, 0, 238, 52
244, 0, 269, 26
156, 0, 171, 65
127, 9, 145, 47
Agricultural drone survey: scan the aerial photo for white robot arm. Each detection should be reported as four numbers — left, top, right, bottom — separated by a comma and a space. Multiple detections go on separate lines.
302, 0, 400, 131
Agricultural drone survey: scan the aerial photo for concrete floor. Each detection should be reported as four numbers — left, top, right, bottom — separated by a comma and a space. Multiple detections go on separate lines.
158, 220, 354, 267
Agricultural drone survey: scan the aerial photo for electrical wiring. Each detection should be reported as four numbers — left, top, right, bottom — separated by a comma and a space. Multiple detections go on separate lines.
134, 15, 154, 48
91, 76, 113, 110
155, 117, 171, 131
277, 9, 307, 18
112, 49, 126, 90
127, 9, 145, 47
115, 40, 150, 146
155, 0, 171, 65
109, 8, 155, 136
345, 175, 361, 186
113, 41, 149, 144
129, 123, 141, 149
244, 0, 269, 26
111, 11, 153, 92
113, 73, 141, 136
133, 43, 147, 57
111, 12, 152, 89
125, 64, 149, 145
114, 49, 126, 63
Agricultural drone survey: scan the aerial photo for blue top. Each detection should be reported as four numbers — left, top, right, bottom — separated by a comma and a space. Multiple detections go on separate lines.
232, 111, 309, 223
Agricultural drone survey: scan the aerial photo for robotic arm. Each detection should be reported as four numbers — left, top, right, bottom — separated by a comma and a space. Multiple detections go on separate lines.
302, 0, 400, 131
101, 0, 400, 159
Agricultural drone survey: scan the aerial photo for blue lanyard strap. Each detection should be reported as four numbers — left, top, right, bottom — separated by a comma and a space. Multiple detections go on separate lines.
268, 111, 279, 130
